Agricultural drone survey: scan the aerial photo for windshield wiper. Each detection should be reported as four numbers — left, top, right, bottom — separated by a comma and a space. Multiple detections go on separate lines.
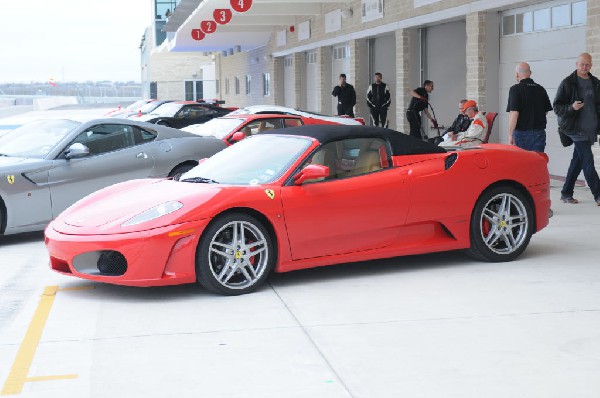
180, 176, 219, 184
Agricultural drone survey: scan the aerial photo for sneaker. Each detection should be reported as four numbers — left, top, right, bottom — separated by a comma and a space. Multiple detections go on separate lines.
548, 208, 554, 218
561, 196, 579, 204
596, 198, 600, 206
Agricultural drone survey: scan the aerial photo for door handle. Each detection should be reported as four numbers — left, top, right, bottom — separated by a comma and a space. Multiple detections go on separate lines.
136, 152, 148, 159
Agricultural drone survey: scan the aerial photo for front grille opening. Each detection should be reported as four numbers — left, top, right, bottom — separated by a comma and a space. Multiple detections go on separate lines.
73, 250, 128, 276
50, 257, 72, 274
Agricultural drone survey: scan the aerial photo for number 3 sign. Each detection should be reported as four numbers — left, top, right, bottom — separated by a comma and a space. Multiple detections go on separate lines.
230, 0, 252, 12
213, 9, 232, 25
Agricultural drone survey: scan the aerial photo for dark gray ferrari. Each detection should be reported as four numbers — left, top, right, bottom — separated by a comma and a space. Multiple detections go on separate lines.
0, 118, 226, 235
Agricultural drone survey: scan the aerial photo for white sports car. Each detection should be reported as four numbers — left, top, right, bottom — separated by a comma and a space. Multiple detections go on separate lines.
228, 105, 365, 125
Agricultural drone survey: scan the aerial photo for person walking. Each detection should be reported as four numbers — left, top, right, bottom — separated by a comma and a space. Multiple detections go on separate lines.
332, 73, 357, 118
506, 62, 553, 152
406, 80, 437, 140
366, 72, 391, 127
553, 52, 600, 206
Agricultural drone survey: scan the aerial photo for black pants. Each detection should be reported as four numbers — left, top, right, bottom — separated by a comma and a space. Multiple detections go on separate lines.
337, 104, 355, 118
370, 107, 388, 127
406, 110, 423, 139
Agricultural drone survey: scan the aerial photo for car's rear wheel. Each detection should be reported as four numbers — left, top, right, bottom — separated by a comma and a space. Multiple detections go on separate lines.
196, 213, 274, 295
466, 186, 533, 262
168, 163, 195, 179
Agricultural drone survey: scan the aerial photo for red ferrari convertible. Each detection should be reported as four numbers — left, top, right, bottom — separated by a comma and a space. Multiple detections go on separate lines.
46, 125, 551, 295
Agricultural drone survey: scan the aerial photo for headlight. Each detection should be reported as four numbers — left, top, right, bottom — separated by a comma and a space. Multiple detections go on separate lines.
121, 201, 184, 227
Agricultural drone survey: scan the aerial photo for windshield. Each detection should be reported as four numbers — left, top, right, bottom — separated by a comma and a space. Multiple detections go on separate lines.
139, 100, 168, 113
183, 117, 245, 138
0, 119, 80, 158
150, 103, 183, 117
180, 135, 312, 185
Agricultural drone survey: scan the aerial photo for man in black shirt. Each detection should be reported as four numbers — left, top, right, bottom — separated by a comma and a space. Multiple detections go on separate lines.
406, 80, 436, 139
506, 62, 553, 152
332, 74, 357, 117
444, 99, 471, 139
366, 72, 391, 127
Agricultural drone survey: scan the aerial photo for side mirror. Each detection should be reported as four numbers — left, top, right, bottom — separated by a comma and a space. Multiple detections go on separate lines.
294, 164, 329, 185
65, 143, 90, 159
230, 131, 246, 143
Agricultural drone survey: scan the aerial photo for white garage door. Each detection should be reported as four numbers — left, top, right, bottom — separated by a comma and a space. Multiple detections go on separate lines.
499, 0, 586, 177
331, 44, 351, 115
305, 50, 318, 112
284, 56, 295, 108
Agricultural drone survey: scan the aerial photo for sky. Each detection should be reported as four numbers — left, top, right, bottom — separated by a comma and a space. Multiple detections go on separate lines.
1, 0, 150, 83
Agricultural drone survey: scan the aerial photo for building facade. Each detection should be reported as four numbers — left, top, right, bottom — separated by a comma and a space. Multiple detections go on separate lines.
146, 0, 600, 178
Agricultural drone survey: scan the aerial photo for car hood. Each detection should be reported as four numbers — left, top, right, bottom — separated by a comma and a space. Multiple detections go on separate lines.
0, 156, 47, 172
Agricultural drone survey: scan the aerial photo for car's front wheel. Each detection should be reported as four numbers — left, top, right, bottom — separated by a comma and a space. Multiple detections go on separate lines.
466, 186, 533, 262
196, 213, 274, 295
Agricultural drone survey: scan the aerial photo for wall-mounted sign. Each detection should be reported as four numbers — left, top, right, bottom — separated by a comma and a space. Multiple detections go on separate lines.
325, 9, 342, 33
361, 0, 384, 23
191, 29, 205, 41
230, 0, 252, 13
201, 20, 217, 34
214, 9, 233, 24
298, 20, 310, 41
277, 30, 286, 47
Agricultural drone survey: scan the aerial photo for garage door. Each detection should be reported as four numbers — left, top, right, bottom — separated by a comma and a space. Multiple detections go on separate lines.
331, 44, 351, 115
305, 50, 318, 112
499, 0, 586, 177
284, 56, 295, 108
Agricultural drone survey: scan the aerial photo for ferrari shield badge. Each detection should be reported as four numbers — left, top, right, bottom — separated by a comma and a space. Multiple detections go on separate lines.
7, 175, 15, 184
265, 189, 275, 200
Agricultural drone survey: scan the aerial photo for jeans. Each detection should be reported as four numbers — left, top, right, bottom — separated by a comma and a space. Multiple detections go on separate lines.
514, 129, 546, 152
406, 110, 422, 139
561, 140, 600, 200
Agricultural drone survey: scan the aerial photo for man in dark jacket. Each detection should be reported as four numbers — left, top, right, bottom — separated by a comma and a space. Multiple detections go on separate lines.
366, 72, 391, 127
553, 52, 600, 205
332, 74, 357, 117
406, 80, 437, 140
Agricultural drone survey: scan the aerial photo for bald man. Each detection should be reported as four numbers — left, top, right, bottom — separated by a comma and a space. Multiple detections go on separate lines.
506, 62, 552, 152
553, 53, 600, 206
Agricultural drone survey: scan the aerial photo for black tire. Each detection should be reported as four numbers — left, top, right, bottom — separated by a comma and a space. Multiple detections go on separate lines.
466, 185, 533, 262
168, 163, 195, 179
196, 213, 274, 295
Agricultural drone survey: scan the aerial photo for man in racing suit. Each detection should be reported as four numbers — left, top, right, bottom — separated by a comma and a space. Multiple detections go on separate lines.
439, 100, 487, 146
366, 72, 391, 127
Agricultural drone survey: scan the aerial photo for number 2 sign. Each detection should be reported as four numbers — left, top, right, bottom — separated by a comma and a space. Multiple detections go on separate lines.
201, 20, 217, 34
230, 0, 252, 13
214, 9, 232, 24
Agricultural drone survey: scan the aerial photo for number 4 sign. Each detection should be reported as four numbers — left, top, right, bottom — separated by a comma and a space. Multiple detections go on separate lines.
230, 0, 252, 12
214, 9, 232, 24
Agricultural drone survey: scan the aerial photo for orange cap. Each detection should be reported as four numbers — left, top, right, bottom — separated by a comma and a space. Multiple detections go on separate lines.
462, 100, 477, 112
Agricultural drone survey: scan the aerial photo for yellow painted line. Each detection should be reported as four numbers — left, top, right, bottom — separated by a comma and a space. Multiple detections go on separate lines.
58, 286, 95, 292
1, 286, 77, 396
24, 375, 78, 382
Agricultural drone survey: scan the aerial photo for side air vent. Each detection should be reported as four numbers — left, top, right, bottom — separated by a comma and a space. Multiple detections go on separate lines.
444, 153, 458, 170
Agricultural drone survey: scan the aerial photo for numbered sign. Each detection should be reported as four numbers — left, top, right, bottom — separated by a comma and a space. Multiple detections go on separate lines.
201, 20, 217, 34
191, 29, 205, 41
230, 0, 252, 13
214, 9, 232, 25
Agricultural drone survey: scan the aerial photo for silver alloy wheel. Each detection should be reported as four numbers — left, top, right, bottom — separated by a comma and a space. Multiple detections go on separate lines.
208, 220, 269, 290
479, 193, 529, 255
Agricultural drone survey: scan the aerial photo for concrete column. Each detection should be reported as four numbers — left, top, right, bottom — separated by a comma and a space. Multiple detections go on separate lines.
349, 39, 361, 116
466, 12, 487, 111
293, 53, 303, 109
273, 56, 284, 106
395, 29, 411, 133
317, 47, 327, 113
587, 0, 600, 64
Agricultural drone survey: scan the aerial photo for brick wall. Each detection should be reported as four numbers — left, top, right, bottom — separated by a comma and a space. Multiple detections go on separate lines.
465, 12, 487, 112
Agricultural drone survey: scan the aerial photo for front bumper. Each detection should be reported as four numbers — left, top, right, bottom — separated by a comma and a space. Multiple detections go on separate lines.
45, 220, 211, 287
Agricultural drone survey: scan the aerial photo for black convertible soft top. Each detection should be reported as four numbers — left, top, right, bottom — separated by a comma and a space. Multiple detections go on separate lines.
262, 125, 446, 155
